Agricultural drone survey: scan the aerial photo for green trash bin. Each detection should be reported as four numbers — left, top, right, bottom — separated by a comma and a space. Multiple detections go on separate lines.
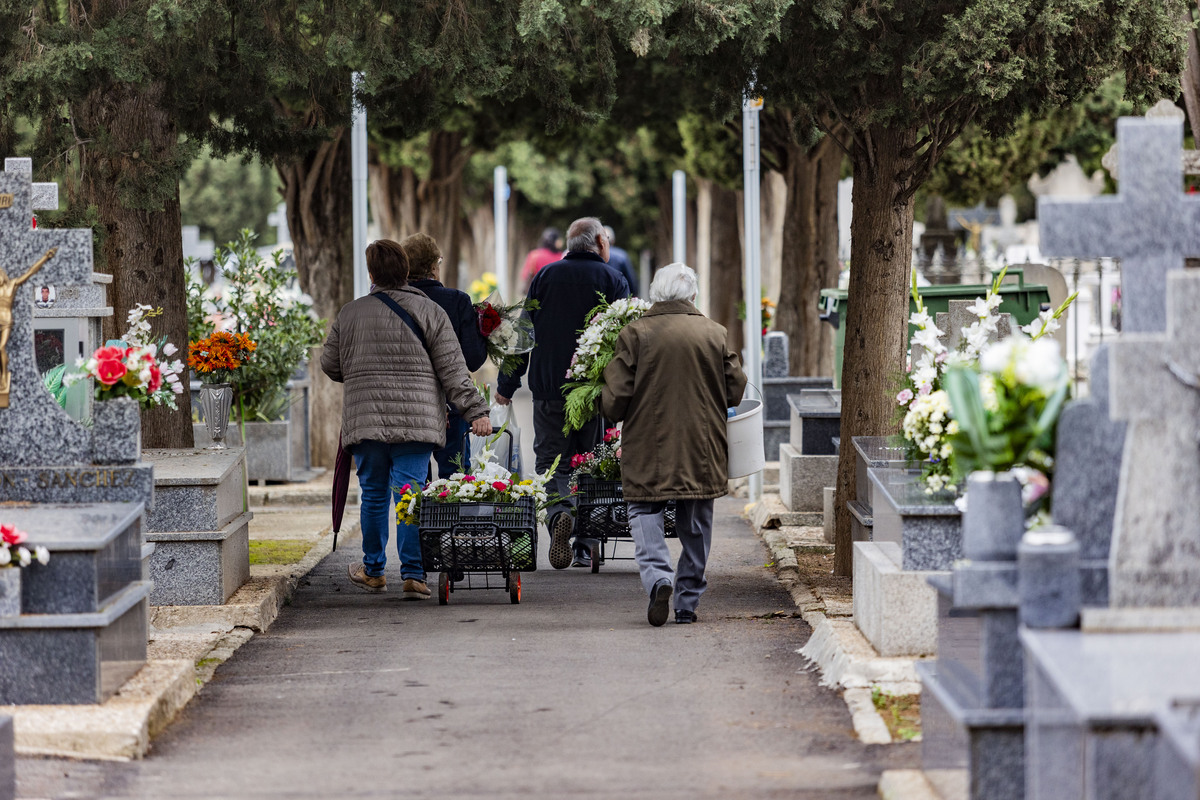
818, 268, 1052, 387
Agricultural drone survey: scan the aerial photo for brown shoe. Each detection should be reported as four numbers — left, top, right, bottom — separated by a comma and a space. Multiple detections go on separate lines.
402, 578, 432, 600
348, 563, 386, 593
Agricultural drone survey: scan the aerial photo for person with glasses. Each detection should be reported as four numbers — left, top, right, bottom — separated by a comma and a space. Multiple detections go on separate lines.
401, 233, 489, 479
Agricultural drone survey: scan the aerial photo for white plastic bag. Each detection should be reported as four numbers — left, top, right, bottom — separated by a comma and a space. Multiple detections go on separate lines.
469, 401, 523, 474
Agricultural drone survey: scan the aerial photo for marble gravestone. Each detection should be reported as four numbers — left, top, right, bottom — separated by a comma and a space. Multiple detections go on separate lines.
1039, 117, 1200, 335
1050, 346, 1126, 606
1107, 270, 1200, 607
934, 300, 1013, 353
0, 166, 153, 704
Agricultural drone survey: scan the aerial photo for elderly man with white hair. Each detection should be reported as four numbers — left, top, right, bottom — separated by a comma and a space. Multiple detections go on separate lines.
601, 263, 747, 626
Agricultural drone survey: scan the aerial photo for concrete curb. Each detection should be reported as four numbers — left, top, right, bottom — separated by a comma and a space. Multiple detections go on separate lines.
748, 497, 915, 746
7, 522, 354, 760
878, 769, 942, 800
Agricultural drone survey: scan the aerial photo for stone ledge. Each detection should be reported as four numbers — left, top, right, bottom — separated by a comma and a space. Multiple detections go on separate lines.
749, 493, 823, 530
877, 769, 946, 800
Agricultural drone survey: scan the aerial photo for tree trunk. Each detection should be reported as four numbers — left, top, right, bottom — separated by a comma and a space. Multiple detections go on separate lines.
276, 132, 354, 469
709, 183, 744, 355
417, 130, 470, 289
774, 141, 817, 376
72, 82, 194, 449
774, 137, 843, 378
814, 140, 843, 377
832, 125, 918, 577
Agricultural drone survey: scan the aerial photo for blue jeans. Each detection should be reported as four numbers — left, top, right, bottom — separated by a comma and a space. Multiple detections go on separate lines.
354, 440, 434, 581
433, 412, 471, 480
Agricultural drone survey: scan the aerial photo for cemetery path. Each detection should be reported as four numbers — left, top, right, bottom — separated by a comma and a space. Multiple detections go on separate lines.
18, 498, 916, 799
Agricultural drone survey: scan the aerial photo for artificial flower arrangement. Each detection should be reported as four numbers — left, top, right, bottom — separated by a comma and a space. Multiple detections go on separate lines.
468, 272, 499, 304
562, 295, 653, 433
188, 331, 257, 385
568, 427, 622, 490
187, 231, 325, 421
396, 433, 560, 526
63, 304, 187, 408
896, 268, 1075, 494
1, 523, 49, 569
761, 297, 776, 337
475, 292, 538, 375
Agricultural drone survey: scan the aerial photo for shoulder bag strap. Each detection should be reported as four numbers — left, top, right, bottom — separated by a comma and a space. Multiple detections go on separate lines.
373, 292, 430, 358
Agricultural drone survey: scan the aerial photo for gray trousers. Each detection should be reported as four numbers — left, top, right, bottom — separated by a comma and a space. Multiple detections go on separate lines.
628, 499, 715, 614
532, 399, 605, 553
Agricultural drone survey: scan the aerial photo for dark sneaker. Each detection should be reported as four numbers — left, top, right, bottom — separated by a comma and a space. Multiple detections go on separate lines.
647, 580, 673, 627
348, 563, 386, 593
675, 610, 697, 624
549, 512, 573, 570
401, 578, 432, 600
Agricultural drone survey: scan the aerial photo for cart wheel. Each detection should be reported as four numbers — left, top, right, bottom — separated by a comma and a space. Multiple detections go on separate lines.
509, 572, 522, 604
438, 572, 450, 605
590, 541, 602, 574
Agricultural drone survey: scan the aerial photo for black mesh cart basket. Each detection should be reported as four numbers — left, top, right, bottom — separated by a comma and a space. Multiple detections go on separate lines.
419, 497, 537, 604
572, 475, 675, 573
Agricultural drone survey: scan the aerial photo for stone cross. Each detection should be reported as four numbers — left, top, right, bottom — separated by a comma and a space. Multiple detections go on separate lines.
1039, 118, 1200, 334
0, 164, 96, 464
1108, 270, 1200, 607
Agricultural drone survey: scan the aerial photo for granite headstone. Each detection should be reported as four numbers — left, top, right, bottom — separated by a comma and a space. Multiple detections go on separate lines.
1107, 270, 1200, 607
763, 331, 789, 378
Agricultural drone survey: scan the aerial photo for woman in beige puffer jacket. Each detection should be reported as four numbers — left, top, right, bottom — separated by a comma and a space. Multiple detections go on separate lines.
322, 239, 491, 600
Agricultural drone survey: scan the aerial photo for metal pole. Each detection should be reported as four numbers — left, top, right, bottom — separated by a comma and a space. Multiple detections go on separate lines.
494, 166, 509, 300
672, 170, 687, 264
351, 72, 370, 299
742, 96, 764, 502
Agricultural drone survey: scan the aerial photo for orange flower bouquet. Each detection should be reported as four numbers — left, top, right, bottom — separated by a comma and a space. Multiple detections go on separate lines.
188, 331, 257, 385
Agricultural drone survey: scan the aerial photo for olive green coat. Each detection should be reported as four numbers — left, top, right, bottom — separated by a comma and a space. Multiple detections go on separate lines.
601, 300, 747, 501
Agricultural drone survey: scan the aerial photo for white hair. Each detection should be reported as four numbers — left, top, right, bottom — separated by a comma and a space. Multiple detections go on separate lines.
566, 217, 605, 253
648, 263, 698, 303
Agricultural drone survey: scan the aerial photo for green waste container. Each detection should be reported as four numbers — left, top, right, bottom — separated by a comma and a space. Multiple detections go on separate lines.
818, 267, 1052, 387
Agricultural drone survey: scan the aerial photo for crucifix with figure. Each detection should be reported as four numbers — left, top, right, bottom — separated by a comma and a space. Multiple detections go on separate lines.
0, 164, 93, 410
1038, 117, 1200, 334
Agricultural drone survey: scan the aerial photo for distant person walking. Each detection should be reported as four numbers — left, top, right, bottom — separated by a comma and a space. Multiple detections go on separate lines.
497, 217, 629, 569
322, 239, 492, 600
401, 233, 489, 479
604, 225, 638, 297
521, 227, 562, 291
601, 263, 746, 626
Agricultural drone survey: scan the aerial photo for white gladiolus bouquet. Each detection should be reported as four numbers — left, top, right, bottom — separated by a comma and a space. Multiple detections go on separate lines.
562, 295, 652, 433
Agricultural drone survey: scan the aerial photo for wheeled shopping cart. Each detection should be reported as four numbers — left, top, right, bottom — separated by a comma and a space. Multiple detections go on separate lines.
419, 498, 537, 604
572, 475, 675, 573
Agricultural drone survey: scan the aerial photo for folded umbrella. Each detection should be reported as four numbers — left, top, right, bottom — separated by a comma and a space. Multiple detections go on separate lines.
331, 435, 352, 551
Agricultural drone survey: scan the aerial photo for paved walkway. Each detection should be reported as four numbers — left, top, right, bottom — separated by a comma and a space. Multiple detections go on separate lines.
18, 494, 915, 799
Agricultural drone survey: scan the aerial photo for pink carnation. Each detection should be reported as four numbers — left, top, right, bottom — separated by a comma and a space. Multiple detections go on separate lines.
491, 481, 508, 491
0, 524, 27, 546
438, 490, 450, 498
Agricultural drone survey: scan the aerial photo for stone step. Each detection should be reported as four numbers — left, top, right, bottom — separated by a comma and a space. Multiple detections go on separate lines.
778, 524, 834, 554
750, 493, 824, 529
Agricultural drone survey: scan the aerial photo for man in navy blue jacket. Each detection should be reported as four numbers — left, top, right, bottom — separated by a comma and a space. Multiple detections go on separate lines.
402, 233, 489, 478
496, 217, 629, 569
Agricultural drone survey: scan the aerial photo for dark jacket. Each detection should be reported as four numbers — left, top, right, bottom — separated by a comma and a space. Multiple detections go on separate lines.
409, 278, 488, 372
607, 245, 638, 297
321, 287, 489, 448
497, 251, 629, 402
601, 300, 747, 501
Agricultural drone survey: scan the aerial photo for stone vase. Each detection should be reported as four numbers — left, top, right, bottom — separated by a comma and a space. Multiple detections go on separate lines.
962, 470, 1026, 561
91, 395, 142, 465
0, 568, 20, 617
199, 383, 235, 449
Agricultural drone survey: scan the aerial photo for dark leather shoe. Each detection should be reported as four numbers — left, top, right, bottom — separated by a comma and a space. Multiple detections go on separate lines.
675, 609, 697, 624
647, 580, 672, 627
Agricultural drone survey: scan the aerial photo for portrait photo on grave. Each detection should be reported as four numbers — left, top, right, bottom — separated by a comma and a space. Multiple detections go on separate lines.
33, 285, 55, 309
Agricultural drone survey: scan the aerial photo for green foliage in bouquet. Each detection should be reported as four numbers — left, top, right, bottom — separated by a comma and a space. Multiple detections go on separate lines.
562, 294, 651, 434
943, 337, 1070, 484
188, 230, 326, 422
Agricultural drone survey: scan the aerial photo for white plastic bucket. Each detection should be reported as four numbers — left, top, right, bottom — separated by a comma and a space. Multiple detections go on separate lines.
727, 398, 765, 479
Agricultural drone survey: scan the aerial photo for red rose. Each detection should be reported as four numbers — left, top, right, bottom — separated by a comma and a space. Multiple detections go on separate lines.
95, 358, 128, 386
477, 305, 502, 336
491, 481, 508, 491
1, 524, 26, 546
94, 345, 127, 362
146, 360, 163, 393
